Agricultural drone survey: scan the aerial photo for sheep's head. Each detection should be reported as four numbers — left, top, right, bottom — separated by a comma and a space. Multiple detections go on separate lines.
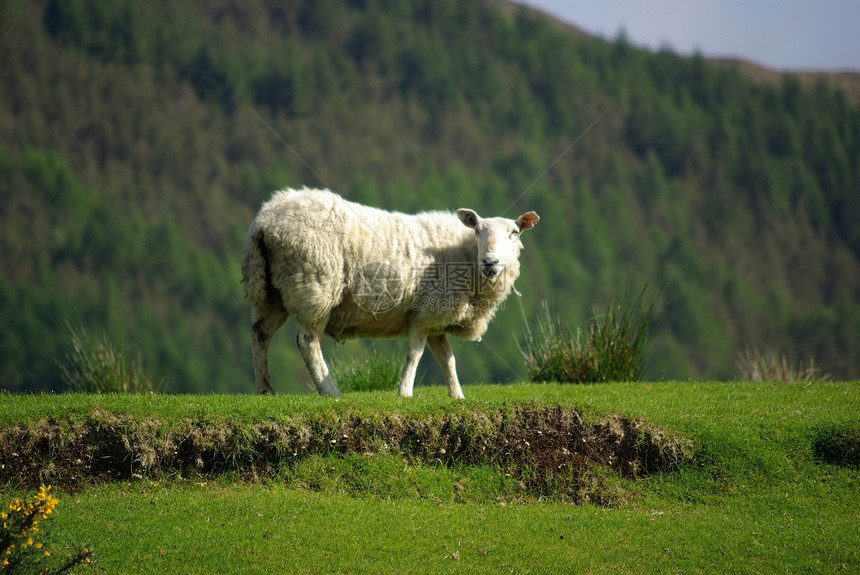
457, 209, 540, 281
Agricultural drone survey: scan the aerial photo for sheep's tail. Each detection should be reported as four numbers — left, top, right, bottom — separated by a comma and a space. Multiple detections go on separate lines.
241, 224, 269, 305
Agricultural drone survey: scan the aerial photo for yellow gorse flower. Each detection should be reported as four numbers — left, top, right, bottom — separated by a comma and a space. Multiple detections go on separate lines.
2, 485, 91, 571
32, 485, 59, 517
2, 485, 64, 565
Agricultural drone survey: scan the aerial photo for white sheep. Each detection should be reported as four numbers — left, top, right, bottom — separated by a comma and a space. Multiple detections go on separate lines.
242, 187, 539, 398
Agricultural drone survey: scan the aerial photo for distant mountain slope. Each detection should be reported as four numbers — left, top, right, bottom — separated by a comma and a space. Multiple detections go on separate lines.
712, 58, 860, 105
512, 0, 860, 104
1, 0, 857, 392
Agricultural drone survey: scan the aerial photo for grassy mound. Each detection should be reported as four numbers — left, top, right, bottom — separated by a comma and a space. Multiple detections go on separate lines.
2, 383, 857, 573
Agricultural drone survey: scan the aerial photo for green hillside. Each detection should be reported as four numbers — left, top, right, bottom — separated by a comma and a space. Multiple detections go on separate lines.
1, 0, 858, 393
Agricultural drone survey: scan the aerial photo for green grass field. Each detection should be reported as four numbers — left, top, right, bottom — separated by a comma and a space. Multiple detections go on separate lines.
2, 381, 858, 573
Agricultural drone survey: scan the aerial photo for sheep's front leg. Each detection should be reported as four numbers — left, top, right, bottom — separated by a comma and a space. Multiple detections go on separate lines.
427, 334, 465, 399
398, 328, 427, 397
297, 324, 342, 397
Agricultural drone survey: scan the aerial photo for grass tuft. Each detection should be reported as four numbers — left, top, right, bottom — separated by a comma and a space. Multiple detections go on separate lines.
330, 350, 413, 393
518, 285, 659, 383
734, 347, 830, 383
57, 323, 163, 394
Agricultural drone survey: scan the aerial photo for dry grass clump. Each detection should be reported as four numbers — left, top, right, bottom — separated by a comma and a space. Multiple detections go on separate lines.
734, 348, 829, 383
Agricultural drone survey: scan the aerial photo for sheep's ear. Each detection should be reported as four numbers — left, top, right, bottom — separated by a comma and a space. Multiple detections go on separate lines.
516, 211, 539, 232
457, 209, 480, 229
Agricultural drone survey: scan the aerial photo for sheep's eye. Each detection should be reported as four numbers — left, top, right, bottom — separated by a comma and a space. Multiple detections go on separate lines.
510, 230, 520, 238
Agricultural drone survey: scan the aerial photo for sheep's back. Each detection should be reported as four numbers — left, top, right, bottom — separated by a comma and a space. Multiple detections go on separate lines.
255, 188, 477, 330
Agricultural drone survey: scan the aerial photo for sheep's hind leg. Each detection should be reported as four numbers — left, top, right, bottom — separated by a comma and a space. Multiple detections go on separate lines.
427, 334, 465, 399
252, 303, 288, 395
296, 324, 342, 397
398, 328, 427, 398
